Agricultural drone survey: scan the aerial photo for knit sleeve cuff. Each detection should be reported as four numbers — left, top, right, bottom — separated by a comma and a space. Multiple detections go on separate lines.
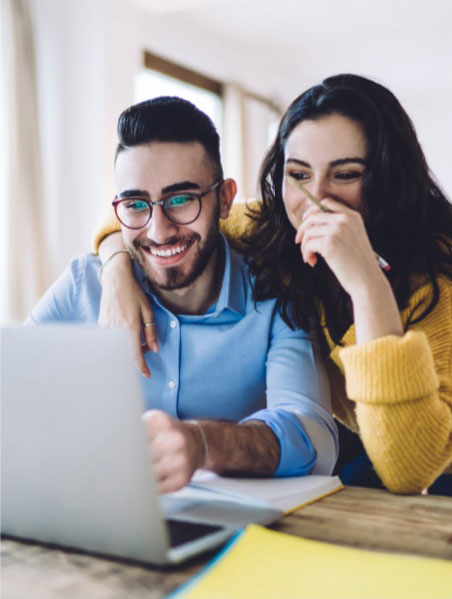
91, 206, 121, 254
339, 330, 439, 404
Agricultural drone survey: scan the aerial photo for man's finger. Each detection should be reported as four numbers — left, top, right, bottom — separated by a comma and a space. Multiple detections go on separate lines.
157, 467, 190, 494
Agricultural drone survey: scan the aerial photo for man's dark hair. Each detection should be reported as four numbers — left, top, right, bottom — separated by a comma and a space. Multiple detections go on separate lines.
115, 96, 223, 180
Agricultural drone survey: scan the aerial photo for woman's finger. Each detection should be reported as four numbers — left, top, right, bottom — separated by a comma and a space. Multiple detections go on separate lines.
142, 309, 159, 353
295, 211, 336, 244
300, 226, 328, 267
131, 327, 151, 378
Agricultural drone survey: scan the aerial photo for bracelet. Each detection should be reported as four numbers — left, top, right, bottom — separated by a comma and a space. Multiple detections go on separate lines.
190, 420, 209, 468
97, 249, 130, 283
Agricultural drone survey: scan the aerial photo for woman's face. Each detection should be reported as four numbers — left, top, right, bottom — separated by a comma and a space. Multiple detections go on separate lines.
283, 113, 368, 229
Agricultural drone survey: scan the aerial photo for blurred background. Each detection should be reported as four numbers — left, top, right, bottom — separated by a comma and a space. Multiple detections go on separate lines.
2, 0, 452, 322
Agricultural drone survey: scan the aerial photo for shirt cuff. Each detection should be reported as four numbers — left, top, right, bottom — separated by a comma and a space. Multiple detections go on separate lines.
241, 409, 317, 476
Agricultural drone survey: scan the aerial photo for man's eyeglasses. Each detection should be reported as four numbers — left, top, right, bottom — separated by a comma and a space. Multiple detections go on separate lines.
112, 179, 223, 229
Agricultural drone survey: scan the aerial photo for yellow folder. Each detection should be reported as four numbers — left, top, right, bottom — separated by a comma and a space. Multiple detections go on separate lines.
171, 524, 452, 599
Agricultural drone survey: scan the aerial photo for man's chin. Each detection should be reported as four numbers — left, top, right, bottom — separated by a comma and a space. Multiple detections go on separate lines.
137, 258, 196, 291
150, 269, 191, 291
128, 227, 219, 293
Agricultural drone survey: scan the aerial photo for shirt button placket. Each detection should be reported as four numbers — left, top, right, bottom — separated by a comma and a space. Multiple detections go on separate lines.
167, 317, 180, 415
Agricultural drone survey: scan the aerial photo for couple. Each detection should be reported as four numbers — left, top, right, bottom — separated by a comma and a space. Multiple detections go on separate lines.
30, 74, 452, 495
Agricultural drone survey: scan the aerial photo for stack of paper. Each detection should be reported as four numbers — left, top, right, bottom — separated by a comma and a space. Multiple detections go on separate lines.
186, 471, 343, 513
170, 524, 452, 599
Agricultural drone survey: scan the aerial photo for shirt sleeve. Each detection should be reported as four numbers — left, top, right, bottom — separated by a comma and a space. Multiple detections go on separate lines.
241, 309, 338, 477
26, 254, 101, 324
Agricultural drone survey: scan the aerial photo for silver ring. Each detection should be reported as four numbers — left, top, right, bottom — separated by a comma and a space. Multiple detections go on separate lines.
144, 322, 155, 328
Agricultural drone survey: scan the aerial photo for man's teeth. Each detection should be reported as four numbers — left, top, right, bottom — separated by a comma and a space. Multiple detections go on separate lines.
150, 242, 189, 257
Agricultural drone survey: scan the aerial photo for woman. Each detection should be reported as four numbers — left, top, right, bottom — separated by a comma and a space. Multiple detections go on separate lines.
95, 74, 452, 494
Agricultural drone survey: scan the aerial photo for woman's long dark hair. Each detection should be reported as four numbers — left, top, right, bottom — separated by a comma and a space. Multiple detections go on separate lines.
242, 74, 452, 350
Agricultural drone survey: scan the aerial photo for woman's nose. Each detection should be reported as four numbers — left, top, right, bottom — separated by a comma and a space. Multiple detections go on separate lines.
309, 177, 330, 200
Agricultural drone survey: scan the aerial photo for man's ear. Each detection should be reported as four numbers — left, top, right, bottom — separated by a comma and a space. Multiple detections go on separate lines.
219, 178, 237, 219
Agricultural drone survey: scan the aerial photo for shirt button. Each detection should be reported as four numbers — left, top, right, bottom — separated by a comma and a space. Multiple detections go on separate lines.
170, 320, 177, 328
168, 380, 175, 389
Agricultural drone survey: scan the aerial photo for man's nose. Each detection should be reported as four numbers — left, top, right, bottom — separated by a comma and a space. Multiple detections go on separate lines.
144, 204, 178, 243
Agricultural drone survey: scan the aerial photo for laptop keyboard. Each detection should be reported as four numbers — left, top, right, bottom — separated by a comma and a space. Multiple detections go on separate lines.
167, 519, 224, 548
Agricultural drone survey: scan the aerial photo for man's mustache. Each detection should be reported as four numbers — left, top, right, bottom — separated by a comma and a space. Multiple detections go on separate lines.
133, 233, 201, 250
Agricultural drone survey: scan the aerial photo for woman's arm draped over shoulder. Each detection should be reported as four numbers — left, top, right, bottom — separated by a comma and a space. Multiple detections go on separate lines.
339, 278, 452, 494
97, 231, 159, 377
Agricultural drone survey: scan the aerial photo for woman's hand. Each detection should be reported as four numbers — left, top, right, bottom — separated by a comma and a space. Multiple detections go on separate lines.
98, 233, 158, 378
295, 197, 403, 343
295, 197, 382, 296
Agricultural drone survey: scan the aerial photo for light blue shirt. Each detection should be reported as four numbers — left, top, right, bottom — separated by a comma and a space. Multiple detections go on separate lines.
27, 236, 338, 476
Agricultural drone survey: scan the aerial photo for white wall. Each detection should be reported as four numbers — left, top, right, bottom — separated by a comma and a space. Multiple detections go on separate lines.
32, 0, 127, 280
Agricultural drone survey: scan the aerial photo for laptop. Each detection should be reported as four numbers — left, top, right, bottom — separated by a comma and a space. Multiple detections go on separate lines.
1, 325, 282, 565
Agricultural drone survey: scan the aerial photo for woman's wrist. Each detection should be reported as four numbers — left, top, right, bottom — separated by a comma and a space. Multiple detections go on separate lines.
351, 276, 403, 344
97, 249, 131, 284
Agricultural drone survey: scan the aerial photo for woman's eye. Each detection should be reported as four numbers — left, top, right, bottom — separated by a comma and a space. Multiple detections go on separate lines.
334, 171, 363, 181
288, 172, 310, 182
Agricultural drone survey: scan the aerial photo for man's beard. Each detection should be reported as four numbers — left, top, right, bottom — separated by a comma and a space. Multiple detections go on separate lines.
129, 225, 220, 291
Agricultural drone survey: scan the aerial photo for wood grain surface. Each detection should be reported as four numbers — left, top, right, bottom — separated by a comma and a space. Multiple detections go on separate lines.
2, 486, 451, 599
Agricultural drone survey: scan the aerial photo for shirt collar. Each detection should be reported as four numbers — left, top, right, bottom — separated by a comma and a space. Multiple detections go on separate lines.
133, 233, 247, 317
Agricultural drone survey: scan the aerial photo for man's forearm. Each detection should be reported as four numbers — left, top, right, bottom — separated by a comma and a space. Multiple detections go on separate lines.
190, 420, 281, 476
144, 410, 282, 493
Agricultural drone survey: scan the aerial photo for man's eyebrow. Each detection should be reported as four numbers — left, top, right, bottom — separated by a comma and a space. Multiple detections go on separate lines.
161, 181, 201, 194
118, 181, 201, 199
119, 189, 150, 198
285, 157, 367, 167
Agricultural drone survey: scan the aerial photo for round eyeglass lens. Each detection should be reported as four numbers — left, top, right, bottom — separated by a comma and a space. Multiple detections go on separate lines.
117, 198, 151, 229
164, 194, 201, 224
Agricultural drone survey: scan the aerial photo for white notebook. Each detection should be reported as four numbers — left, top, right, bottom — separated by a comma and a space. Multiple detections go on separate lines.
175, 470, 343, 514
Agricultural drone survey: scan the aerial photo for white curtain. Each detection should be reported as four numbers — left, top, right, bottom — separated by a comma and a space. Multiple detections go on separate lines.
1, 0, 49, 323
222, 82, 281, 203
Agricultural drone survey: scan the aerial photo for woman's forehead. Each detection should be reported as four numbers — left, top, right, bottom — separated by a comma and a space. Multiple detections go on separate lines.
285, 114, 368, 163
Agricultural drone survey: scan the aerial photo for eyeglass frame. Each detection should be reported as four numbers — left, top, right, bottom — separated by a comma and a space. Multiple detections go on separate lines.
112, 179, 224, 229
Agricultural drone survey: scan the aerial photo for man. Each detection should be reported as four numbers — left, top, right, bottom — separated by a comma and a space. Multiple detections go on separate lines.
28, 97, 338, 493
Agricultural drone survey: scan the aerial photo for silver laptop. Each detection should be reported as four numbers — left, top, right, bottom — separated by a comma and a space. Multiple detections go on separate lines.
1, 325, 281, 565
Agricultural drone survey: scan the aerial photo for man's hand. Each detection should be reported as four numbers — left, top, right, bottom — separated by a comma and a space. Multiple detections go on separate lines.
142, 410, 205, 493
142, 410, 281, 494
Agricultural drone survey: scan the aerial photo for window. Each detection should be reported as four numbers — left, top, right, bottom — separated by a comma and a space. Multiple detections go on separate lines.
134, 51, 223, 136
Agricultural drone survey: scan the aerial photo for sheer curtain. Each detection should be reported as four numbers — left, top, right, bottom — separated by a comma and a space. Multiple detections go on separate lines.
222, 82, 281, 203
1, 0, 49, 323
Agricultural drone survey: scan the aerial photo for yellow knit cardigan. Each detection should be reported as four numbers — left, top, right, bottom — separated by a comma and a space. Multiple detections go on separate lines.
93, 203, 452, 494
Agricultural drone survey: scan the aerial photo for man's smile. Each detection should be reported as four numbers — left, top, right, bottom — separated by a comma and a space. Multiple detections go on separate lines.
136, 237, 196, 266
150, 240, 191, 258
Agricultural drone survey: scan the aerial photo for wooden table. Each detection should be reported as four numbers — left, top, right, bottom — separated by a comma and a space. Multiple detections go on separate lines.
2, 486, 451, 599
